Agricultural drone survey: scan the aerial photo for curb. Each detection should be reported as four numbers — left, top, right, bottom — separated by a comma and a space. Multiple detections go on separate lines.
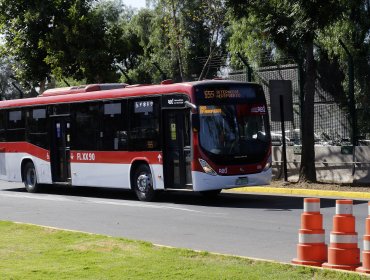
232, 187, 370, 200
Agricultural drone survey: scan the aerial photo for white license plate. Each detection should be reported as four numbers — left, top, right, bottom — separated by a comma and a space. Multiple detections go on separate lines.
236, 177, 248, 185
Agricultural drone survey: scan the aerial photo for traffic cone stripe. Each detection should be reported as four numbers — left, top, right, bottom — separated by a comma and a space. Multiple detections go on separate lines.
330, 233, 358, 243
304, 202, 320, 213
299, 233, 325, 243
336, 203, 353, 215
304, 198, 320, 203
364, 241, 370, 251
337, 200, 354, 204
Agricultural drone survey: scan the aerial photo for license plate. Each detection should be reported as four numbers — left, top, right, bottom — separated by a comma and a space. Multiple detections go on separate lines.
236, 177, 248, 185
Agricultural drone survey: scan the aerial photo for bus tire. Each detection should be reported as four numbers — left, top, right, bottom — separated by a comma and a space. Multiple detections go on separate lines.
132, 164, 155, 202
22, 161, 39, 193
199, 189, 222, 198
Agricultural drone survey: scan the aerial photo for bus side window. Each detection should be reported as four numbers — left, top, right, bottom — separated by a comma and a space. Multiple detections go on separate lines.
102, 100, 127, 151
0, 110, 5, 142
72, 102, 100, 151
27, 107, 48, 148
129, 98, 160, 151
6, 110, 25, 142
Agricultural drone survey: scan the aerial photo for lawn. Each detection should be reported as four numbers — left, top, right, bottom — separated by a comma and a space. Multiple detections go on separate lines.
0, 221, 366, 279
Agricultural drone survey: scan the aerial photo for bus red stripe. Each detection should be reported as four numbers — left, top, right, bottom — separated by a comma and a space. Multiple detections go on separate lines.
0, 142, 163, 164
0, 142, 48, 161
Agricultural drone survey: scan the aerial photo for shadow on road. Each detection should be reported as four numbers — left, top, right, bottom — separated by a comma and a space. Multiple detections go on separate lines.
2, 184, 367, 211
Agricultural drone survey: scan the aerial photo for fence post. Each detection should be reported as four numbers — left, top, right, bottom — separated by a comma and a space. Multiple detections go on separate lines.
298, 61, 305, 143
339, 39, 357, 176
236, 53, 253, 82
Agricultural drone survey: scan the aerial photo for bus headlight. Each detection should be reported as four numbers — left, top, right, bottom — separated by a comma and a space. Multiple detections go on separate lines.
198, 159, 217, 176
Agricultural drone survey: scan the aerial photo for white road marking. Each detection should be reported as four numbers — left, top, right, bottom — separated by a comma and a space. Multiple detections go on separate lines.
89, 199, 205, 213
0, 192, 220, 214
0, 192, 68, 202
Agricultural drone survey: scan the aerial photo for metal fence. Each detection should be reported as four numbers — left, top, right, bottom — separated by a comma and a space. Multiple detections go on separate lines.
227, 64, 352, 146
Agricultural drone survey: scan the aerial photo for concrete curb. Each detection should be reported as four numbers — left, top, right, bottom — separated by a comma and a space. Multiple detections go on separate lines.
233, 186, 370, 200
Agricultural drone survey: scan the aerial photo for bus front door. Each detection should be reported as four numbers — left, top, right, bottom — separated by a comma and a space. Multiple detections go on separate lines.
163, 110, 191, 189
50, 117, 71, 183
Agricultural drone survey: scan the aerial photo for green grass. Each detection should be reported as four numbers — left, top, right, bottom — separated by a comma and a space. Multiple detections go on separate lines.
0, 221, 366, 279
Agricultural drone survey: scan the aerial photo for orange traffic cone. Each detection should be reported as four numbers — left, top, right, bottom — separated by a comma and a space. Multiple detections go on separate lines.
356, 201, 370, 274
292, 198, 327, 266
322, 200, 361, 271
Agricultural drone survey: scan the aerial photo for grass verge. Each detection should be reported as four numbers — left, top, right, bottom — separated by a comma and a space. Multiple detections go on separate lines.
0, 221, 366, 279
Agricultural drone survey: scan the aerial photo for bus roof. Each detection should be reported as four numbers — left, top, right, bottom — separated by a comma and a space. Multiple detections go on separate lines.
0, 80, 259, 109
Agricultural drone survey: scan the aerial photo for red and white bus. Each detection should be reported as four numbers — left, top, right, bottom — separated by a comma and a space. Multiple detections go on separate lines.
0, 80, 271, 201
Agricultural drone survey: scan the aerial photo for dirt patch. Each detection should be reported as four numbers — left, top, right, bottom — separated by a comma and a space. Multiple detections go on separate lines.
270, 179, 370, 193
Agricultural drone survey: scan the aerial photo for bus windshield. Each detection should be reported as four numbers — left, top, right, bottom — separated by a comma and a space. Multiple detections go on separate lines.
199, 104, 270, 164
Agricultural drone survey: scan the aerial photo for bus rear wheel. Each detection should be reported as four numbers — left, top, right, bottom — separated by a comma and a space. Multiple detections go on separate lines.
133, 164, 155, 202
23, 162, 39, 193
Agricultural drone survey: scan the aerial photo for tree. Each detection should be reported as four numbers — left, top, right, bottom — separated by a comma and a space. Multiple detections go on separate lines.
0, 0, 57, 93
317, 0, 370, 135
135, 0, 227, 82
0, 56, 24, 100
0, 0, 140, 92
43, 0, 126, 84
227, 0, 348, 182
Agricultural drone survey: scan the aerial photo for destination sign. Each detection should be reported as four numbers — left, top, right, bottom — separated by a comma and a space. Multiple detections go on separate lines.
134, 101, 154, 114
195, 85, 261, 105
199, 106, 222, 115
203, 89, 241, 99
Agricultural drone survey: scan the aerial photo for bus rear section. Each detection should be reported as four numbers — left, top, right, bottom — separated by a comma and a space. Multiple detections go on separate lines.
190, 82, 272, 194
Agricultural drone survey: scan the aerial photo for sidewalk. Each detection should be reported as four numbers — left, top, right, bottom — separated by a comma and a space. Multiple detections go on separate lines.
233, 181, 370, 200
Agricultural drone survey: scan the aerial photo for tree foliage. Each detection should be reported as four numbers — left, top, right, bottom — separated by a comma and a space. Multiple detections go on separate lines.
227, 0, 350, 182
317, 0, 370, 134
132, 0, 228, 83
0, 57, 25, 100
0, 0, 368, 184
0, 0, 141, 91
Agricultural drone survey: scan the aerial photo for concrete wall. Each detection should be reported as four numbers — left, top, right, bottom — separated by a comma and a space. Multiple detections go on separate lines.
272, 146, 370, 184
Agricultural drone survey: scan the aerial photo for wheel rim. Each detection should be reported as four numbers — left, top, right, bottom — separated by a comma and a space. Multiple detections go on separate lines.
136, 173, 152, 192
25, 167, 36, 188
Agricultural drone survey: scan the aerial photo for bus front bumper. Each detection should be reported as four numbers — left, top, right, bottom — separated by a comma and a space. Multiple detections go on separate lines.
191, 168, 272, 192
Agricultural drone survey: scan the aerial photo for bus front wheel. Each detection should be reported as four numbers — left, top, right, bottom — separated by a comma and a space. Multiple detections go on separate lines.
23, 162, 39, 193
133, 164, 155, 202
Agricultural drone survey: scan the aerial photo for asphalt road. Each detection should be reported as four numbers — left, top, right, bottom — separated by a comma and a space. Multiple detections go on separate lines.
0, 180, 368, 263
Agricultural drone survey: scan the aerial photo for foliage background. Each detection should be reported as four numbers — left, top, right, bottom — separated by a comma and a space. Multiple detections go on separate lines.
0, 0, 368, 181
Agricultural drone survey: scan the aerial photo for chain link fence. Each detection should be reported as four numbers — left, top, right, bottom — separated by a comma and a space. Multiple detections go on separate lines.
227, 64, 352, 146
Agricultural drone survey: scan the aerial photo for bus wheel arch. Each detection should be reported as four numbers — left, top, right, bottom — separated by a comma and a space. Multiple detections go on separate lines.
21, 159, 39, 193
130, 161, 155, 202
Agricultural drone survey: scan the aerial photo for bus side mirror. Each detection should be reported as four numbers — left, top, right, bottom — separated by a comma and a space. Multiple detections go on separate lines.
191, 114, 199, 131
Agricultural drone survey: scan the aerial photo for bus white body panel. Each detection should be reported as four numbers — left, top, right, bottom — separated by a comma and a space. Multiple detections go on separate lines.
3, 153, 52, 184
69, 163, 164, 190
0, 152, 6, 181
191, 168, 272, 192
70, 163, 130, 188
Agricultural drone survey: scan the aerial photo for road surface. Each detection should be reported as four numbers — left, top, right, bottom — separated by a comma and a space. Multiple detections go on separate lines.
0, 181, 367, 262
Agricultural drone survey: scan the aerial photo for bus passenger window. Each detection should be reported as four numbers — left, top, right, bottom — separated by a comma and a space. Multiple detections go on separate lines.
129, 99, 160, 151
102, 101, 127, 151
0, 111, 5, 142
27, 108, 48, 148
72, 102, 100, 151
7, 110, 25, 142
